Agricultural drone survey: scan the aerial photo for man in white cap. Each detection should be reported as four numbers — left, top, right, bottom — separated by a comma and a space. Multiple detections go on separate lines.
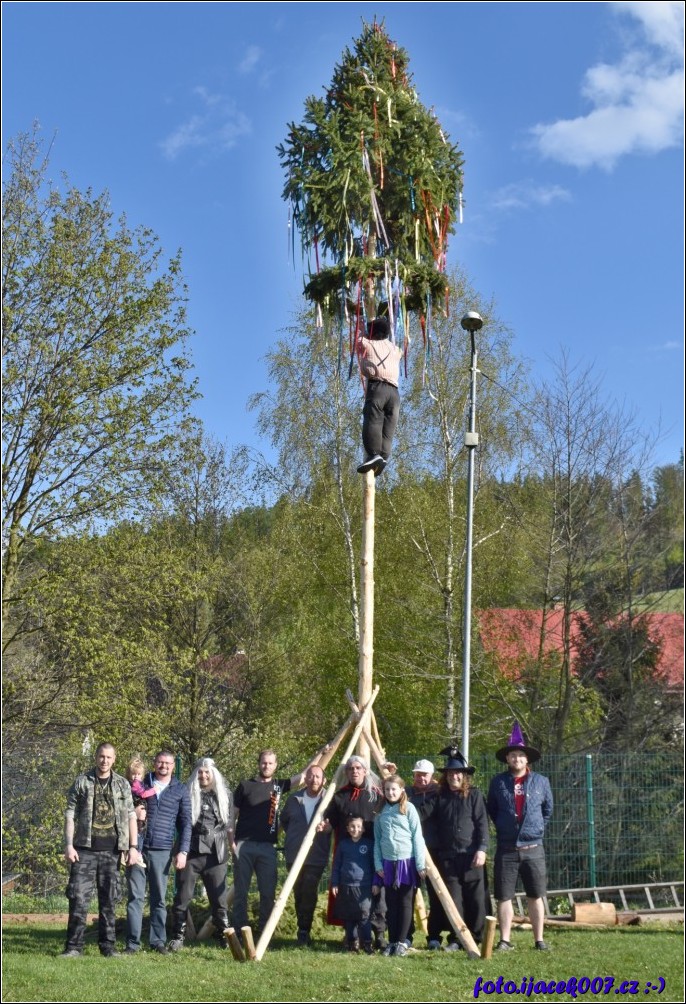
487, 722, 553, 952
406, 759, 440, 949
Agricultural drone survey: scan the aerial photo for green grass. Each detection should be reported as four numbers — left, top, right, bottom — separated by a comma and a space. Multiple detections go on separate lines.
634, 588, 684, 614
2, 920, 683, 1003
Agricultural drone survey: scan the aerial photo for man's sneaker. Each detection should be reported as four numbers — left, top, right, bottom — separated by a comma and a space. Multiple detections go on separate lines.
534, 940, 550, 951
375, 936, 389, 952
427, 939, 441, 950
373, 457, 387, 476
495, 939, 514, 952
296, 929, 310, 947
124, 947, 138, 955
362, 941, 374, 955
167, 938, 184, 953
357, 454, 383, 474
101, 947, 120, 958
151, 943, 169, 955
382, 942, 396, 956
59, 948, 82, 958
395, 942, 408, 957
443, 941, 462, 952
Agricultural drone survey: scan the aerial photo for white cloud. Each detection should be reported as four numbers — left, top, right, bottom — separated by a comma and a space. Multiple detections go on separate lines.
160, 88, 251, 160
238, 45, 262, 74
490, 182, 571, 212
531, 1, 684, 170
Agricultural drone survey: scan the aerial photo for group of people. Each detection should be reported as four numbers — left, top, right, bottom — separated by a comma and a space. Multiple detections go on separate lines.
60, 723, 553, 958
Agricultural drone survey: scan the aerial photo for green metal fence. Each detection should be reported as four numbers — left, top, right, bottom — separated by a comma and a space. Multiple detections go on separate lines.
394, 752, 684, 890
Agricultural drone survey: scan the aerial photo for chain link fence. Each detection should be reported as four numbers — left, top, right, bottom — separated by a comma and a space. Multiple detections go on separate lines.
394, 751, 683, 890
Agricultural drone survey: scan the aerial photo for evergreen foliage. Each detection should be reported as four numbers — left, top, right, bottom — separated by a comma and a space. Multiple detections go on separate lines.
278, 19, 463, 314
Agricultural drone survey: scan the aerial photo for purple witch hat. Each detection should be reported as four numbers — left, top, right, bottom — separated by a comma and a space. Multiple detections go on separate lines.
495, 721, 541, 764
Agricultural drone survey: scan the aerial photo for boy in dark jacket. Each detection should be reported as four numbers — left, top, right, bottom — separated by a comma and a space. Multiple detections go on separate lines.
331, 816, 375, 954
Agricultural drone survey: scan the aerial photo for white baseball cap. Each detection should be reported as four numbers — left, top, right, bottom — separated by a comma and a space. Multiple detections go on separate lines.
412, 759, 434, 774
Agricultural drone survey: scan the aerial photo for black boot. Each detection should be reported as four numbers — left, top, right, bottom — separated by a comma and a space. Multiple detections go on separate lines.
213, 909, 230, 948
168, 913, 187, 953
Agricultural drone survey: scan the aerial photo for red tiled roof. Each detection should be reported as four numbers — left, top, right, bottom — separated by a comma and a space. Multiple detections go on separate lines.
477, 609, 684, 688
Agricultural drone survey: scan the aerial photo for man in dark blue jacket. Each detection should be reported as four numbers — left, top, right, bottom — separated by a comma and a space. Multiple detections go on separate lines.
125, 750, 192, 954
486, 723, 553, 953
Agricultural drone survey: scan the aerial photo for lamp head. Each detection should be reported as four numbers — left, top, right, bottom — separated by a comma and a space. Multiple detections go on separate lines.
461, 311, 483, 333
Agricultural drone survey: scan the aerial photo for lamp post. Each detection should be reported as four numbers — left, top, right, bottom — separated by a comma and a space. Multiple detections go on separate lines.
460, 311, 483, 761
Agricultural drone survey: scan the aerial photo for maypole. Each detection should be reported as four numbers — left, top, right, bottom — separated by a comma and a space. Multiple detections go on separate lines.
279, 18, 464, 741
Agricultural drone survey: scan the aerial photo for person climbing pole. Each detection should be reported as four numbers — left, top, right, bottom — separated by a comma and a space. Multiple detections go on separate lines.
356, 313, 403, 476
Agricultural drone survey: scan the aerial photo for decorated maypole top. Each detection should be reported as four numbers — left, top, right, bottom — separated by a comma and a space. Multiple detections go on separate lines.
278, 19, 464, 347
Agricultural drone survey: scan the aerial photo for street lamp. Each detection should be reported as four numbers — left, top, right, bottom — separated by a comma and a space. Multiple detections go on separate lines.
460, 311, 483, 761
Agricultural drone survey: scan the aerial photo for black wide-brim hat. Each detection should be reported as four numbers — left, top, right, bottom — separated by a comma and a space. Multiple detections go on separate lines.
495, 721, 540, 763
437, 745, 475, 775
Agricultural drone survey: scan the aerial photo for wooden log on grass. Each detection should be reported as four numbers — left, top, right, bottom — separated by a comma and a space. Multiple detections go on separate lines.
571, 902, 617, 926
253, 687, 379, 962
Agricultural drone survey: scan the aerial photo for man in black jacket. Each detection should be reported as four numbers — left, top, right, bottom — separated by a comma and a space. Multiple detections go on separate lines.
281, 764, 331, 946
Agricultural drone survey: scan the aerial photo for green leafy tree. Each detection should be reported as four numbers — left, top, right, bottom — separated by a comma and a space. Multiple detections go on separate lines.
2, 128, 196, 630
278, 18, 463, 317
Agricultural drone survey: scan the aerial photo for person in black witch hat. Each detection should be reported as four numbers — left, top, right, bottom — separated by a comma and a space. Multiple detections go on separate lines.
421, 747, 489, 950
486, 722, 554, 953
355, 311, 403, 476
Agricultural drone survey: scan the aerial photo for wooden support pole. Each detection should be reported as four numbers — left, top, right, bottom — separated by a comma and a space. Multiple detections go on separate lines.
357, 471, 375, 762
224, 927, 245, 961
370, 711, 385, 762
314, 712, 357, 773
481, 916, 497, 959
241, 926, 257, 960
414, 887, 429, 936
254, 689, 379, 962
425, 851, 480, 958
345, 691, 390, 777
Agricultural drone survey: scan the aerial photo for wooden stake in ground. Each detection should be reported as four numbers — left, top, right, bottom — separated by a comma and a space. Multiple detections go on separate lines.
241, 926, 257, 960
481, 915, 497, 958
224, 927, 245, 961
357, 472, 375, 762
254, 688, 379, 962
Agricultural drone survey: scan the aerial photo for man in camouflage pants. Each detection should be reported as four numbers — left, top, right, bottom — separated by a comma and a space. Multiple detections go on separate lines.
61, 742, 139, 957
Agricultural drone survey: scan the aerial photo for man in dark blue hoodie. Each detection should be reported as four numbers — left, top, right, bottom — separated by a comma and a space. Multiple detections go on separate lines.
125, 750, 192, 955
486, 723, 553, 953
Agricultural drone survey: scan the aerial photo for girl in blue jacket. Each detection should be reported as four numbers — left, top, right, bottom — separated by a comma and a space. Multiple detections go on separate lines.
373, 775, 426, 957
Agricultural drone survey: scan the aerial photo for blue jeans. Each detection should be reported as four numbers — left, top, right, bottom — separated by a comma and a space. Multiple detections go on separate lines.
126, 850, 172, 949
125, 863, 147, 950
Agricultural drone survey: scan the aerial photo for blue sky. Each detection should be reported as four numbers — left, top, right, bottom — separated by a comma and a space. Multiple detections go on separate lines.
3, 1, 684, 468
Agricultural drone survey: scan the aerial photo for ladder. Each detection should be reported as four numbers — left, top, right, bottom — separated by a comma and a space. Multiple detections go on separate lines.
502, 881, 683, 918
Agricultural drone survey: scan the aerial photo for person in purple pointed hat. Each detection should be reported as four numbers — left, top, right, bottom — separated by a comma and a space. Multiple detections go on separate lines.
486, 722, 553, 953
